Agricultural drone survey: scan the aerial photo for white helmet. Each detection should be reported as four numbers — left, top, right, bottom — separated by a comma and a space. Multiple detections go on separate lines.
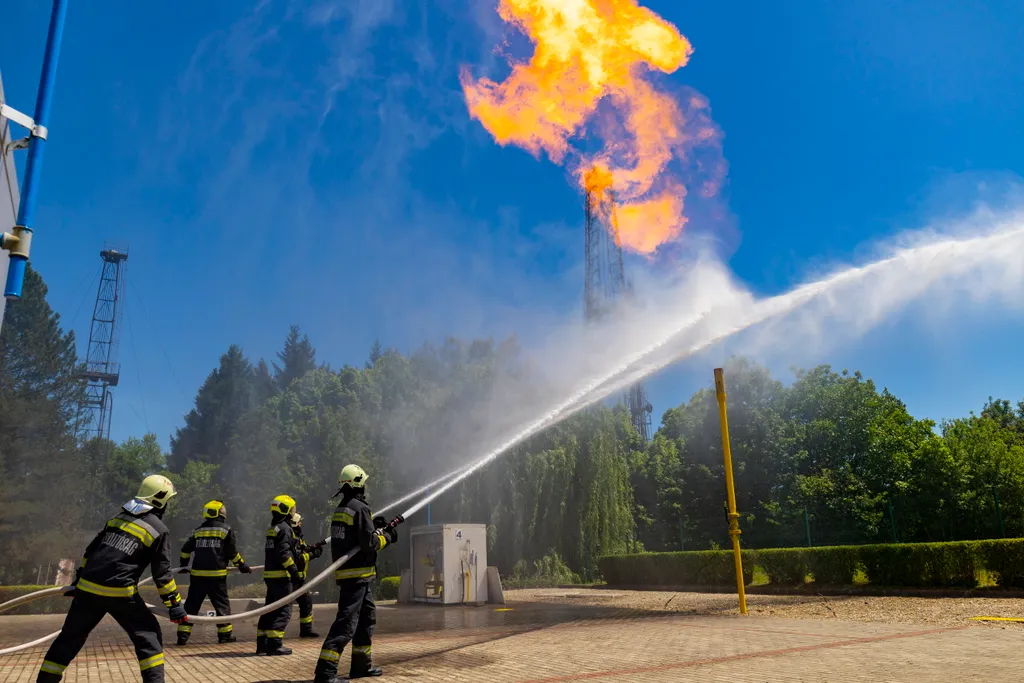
124, 474, 177, 514
338, 464, 369, 489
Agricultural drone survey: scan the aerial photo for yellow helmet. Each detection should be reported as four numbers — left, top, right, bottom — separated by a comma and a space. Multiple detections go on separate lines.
270, 495, 296, 516
338, 464, 369, 489
203, 500, 226, 519
135, 475, 177, 509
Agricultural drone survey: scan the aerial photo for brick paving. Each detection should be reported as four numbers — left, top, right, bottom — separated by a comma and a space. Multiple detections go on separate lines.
0, 599, 1019, 682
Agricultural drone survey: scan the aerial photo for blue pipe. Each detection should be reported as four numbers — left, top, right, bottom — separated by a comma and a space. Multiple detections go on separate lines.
4, 0, 69, 300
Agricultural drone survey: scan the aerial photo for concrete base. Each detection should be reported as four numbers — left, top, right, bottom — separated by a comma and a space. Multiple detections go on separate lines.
397, 569, 413, 604
485, 566, 505, 605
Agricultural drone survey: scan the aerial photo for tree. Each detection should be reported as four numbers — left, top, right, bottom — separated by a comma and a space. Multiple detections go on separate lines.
273, 325, 317, 391
367, 340, 383, 368
981, 397, 1024, 444
0, 266, 86, 582
162, 460, 223, 544
254, 359, 278, 403
78, 434, 166, 529
167, 345, 258, 472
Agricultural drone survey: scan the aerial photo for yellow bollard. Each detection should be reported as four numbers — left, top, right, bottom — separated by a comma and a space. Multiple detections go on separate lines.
714, 368, 748, 615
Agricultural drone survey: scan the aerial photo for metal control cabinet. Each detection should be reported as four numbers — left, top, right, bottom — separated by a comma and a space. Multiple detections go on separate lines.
409, 524, 488, 605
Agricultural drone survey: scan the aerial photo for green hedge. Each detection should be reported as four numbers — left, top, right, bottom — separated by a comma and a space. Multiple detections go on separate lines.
805, 545, 861, 584
376, 576, 401, 601
976, 539, 1024, 588
601, 550, 754, 588
600, 538, 1024, 590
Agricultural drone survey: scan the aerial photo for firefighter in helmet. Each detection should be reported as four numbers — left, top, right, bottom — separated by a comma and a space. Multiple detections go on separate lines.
314, 465, 401, 682
256, 495, 302, 656
37, 475, 185, 683
176, 500, 252, 645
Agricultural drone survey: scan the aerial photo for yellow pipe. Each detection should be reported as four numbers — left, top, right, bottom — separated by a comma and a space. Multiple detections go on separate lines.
714, 367, 748, 616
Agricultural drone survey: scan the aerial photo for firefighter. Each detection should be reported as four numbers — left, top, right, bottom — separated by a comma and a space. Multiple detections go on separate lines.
314, 465, 400, 683
37, 475, 186, 683
256, 494, 302, 656
176, 500, 252, 645
291, 513, 325, 638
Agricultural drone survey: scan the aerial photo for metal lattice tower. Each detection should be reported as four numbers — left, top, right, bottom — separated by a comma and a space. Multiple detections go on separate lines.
583, 167, 653, 441
76, 244, 128, 442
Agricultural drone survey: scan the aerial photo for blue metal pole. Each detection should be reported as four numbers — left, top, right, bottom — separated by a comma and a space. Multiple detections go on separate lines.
4, 0, 69, 300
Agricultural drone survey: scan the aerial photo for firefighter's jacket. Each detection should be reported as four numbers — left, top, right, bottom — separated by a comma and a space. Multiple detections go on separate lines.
264, 516, 299, 582
330, 494, 388, 583
179, 519, 246, 578
76, 506, 182, 606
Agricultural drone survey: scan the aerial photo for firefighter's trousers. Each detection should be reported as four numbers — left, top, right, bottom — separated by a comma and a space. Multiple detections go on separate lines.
256, 580, 294, 646
177, 577, 233, 642
37, 592, 164, 683
314, 581, 376, 679
296, 579, 314, 631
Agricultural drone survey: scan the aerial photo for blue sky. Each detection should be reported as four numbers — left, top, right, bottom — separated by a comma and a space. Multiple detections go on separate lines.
2, 0, 1023, 448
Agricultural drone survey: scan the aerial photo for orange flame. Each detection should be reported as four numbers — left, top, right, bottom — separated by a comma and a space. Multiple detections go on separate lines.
461, 0, 721, 254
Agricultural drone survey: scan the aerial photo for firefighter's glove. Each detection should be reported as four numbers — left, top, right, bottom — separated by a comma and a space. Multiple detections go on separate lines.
62, 586, 76, 598
373, 515, 387, 530
310, 546, 323, 560
383, 526, 398, 545
168, 603, 187, 623
178, 566, 190, 575
289, 568, 302, 584
238, 563, 253, 574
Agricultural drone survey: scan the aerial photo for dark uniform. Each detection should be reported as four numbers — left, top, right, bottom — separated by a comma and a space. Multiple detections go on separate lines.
177, 518, 248, 644
256, 514, 300, 655
293, 525, 324, 637
314, 494, 391, 681
37, 505, 182, 683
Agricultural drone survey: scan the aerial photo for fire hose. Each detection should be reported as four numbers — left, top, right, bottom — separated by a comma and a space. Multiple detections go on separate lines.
0, 515, 406, 656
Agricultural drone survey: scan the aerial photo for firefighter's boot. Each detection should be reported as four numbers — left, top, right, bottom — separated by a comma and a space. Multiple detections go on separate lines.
300, 623, 320, 638
218, 632, 237, 644
265, 638, 292, 656
176, 624, 191, 646
349, 646, 381, 678
255, 635, 267, 655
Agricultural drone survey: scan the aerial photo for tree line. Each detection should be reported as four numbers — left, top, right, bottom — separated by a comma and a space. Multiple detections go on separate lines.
2, 265, 1022, 584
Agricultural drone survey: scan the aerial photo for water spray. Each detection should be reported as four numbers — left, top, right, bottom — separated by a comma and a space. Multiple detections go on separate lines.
398, 221, 1024, 515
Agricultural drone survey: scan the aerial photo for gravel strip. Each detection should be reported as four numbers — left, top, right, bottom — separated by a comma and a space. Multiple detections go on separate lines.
505, 587, 1024, 629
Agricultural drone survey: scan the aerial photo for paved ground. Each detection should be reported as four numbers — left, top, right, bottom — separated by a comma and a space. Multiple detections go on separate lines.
1, 591, 1021, 682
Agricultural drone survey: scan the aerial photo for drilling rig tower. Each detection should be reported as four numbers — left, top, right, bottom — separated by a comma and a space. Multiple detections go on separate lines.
583, 166, 653, 441
76, 244, 128, 442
